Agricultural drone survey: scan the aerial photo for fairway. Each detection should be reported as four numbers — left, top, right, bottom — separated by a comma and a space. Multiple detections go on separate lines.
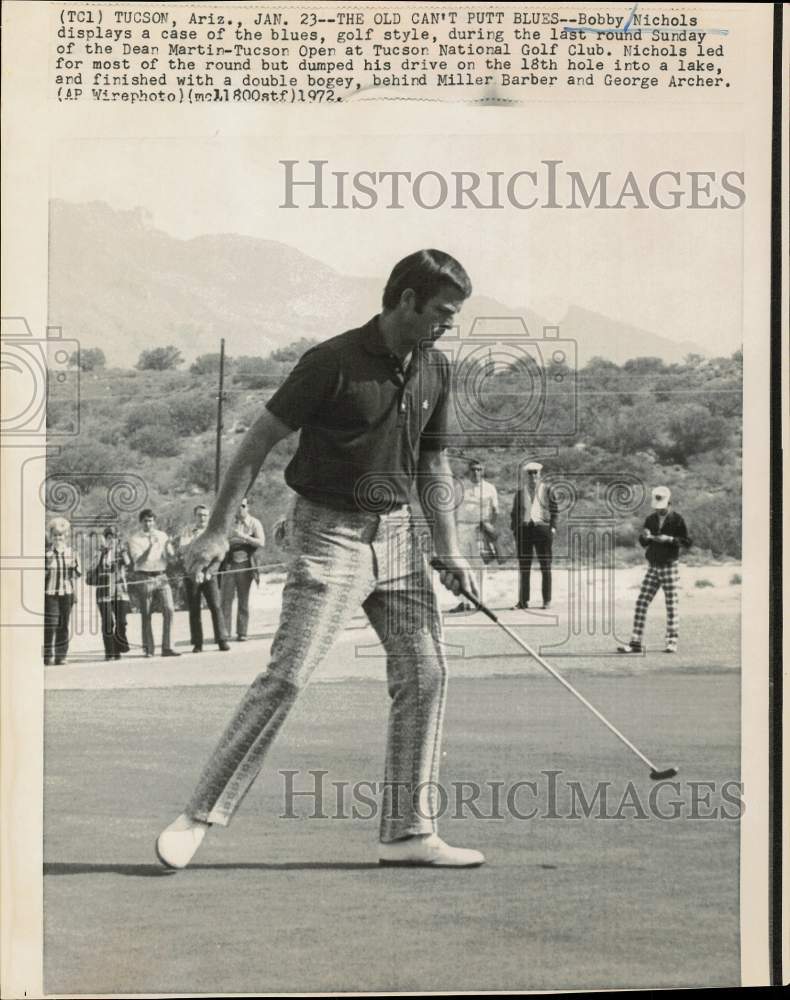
44, 664, 740, 993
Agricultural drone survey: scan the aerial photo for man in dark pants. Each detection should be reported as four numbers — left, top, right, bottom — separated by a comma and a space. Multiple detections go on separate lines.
179, 504, 230, 653
43, 517, 80, 665
510, 461, 558, 610
94, 525, 131, 660
157, 249, 484, 870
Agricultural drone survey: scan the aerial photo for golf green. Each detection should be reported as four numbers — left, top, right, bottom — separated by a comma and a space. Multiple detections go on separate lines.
44, 672, 740, 993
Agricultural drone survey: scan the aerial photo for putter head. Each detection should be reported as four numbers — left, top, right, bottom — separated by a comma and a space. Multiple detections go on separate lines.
649, 767, 679, 781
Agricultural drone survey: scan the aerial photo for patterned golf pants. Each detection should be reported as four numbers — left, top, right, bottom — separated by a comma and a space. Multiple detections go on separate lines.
185, 496, 448, 842
630, 562, 680, 648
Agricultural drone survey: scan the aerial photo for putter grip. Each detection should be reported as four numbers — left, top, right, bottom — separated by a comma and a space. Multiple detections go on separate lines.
429, 558, 499, 623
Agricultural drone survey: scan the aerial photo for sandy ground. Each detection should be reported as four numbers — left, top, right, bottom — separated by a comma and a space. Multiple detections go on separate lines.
42, 563, 742, 993
47, 562, 741, 690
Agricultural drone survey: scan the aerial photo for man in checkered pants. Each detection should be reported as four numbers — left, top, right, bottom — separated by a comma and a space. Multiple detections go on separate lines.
618, 486, 692, 654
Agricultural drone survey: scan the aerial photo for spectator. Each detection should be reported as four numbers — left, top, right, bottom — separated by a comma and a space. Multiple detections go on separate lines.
126, 509, 180, 658
510, 461, 558, 610
451, 458, 499, 612
220, 498, 265, 642
617, 486, 692, 654
91, 525, 131, 661
179, 504, 230, 653
44, 517, 80, 665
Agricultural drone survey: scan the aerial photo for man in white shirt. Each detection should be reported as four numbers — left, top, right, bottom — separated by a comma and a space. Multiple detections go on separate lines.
179, 504, 230, 653
451, 459, 499, 612
510, 461, 558, 610
220, 498, 265, 642
126, 508, 180, 657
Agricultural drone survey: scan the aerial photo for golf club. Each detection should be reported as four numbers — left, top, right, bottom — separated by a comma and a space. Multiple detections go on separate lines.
431, 558, 679, 781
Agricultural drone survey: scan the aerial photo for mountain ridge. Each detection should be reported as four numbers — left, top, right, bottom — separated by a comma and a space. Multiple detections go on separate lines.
49, 199, 706, 367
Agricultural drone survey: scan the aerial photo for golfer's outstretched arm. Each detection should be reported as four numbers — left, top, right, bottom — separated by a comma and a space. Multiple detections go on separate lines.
208, 409, 295, 536
183, 409, 295, 579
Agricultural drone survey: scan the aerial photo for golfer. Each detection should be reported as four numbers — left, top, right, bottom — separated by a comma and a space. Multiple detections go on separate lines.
617, 486, 692, 654
157, 250, 484, 869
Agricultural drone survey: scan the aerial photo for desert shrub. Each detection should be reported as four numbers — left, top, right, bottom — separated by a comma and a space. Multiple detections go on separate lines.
69, 347, 106, 371
95, 425, 123, 446
190, 353, 230, 375
694, 578, 714, 588
46, 400, 78, 433
614, 522, 638, 547
662, 404, 731, 465
234, 355, 268, 374
168, 392, 216, 435
136, 346, 184, 371
683, 493, 741, 558
616, 402, 670, 455
128, 426, 183, 458
47, 441, 130, 492
622, 356, 667, 374
182, 451, 229, 491
269, 338, 319, 363
125, 401, 173, 435
730, 573, 742, 585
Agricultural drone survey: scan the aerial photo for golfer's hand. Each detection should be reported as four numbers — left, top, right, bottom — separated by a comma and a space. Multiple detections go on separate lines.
432, 556, 479, 601
184, 530, 228, 581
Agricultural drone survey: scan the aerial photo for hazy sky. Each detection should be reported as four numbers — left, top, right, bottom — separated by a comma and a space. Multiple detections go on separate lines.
52, 132, 744, 353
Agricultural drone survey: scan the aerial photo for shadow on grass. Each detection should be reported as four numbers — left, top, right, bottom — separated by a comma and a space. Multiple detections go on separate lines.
44, 861, 383, 877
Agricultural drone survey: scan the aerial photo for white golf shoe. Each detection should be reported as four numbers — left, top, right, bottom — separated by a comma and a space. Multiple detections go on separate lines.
155, 813, 209, 869
378, 833, 485, 868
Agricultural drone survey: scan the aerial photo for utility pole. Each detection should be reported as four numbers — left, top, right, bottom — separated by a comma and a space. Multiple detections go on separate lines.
214, 338, 225, 495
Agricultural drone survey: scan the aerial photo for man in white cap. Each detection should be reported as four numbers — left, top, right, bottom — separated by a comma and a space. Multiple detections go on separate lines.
510, 461, 558, 610
618, 486, 692, 654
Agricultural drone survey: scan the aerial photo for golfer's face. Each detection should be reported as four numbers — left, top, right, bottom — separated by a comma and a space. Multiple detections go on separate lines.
411, 285, 465, 344
142, 516, 155, 532
196, 509, 209, 528
470, 465, 483, 482
527, 470, 540, 485
238, 502, 248, 518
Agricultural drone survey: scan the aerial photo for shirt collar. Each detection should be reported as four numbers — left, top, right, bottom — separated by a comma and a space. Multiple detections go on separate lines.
362, 315, 426, 368
362, 316, 392, 357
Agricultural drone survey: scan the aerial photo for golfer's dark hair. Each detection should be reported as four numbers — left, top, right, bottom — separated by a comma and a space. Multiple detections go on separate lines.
139, 508, 155, 522
193, 503, 209, 515
382, 250, 472, 311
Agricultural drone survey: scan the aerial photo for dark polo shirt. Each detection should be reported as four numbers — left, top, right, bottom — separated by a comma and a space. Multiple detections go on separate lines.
265, 317, 451, 512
